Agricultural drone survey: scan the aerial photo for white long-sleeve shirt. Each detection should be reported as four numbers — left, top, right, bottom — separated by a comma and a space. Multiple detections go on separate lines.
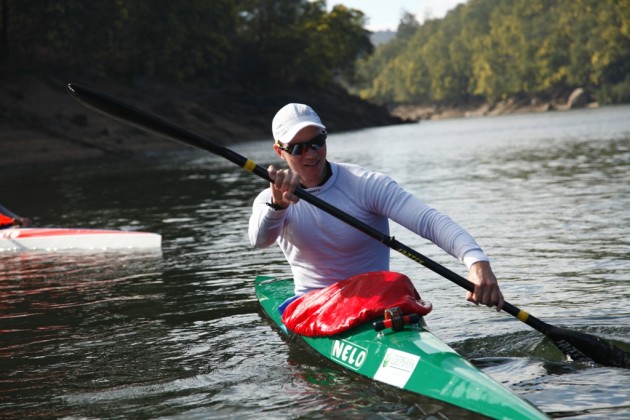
249, 161, 488, 295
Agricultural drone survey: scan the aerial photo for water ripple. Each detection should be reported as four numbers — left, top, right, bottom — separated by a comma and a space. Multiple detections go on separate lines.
2, 106, 629, 418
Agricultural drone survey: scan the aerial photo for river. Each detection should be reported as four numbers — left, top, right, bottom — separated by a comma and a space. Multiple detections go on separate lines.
2, 105, 629, 418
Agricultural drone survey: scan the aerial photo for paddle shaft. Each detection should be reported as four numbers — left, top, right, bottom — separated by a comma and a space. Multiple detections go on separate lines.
67, 83, 629, 367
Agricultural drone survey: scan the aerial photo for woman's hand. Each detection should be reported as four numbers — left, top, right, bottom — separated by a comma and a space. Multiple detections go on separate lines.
268, 165, 301, 208
467, 261, 504, 311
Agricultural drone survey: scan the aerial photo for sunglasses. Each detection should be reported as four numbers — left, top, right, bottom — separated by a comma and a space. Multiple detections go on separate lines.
277, 133, 327, 156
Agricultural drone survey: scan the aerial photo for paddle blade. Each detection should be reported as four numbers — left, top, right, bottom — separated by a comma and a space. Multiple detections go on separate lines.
547, 326, 630, 368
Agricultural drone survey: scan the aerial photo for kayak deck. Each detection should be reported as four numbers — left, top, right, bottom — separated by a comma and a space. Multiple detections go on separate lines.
0, 227, 162, 251
256, 275, 548, 420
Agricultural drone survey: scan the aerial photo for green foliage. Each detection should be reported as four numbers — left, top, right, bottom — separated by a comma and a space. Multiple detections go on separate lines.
1, 0, 236, 82
355, 0, 630, 105
3, 0, 627, 102
598, 75, 630, 104
232, 0, 371, 87
1, 0, 370, 89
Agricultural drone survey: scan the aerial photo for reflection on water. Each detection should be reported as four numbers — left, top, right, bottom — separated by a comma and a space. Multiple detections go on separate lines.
1, 105, 629, 418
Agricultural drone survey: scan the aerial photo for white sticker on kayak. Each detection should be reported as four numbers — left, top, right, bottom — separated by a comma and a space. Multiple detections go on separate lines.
331, 340, 367, 370
373, 348, 420, 388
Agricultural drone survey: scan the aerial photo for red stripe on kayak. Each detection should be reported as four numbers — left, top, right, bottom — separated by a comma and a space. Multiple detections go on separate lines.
1, 228, 150, 239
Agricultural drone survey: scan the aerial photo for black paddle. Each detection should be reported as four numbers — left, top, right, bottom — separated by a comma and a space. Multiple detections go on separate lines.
66, 83, 630, 369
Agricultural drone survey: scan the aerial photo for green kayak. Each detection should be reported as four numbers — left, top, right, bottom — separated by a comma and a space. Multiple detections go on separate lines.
255, 275, 549, 420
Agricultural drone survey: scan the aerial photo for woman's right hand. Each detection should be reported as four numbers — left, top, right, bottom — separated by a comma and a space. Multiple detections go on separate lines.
268, 165, 301, 207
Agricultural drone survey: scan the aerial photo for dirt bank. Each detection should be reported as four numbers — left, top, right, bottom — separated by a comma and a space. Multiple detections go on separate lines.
389, 88, 599, 121
0, 73, 405, 166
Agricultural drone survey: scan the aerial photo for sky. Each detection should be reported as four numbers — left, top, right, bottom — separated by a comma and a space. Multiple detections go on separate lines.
325, 0, 468, 31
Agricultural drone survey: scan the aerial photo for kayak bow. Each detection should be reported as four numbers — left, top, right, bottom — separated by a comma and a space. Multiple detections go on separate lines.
256, 275, 549, 420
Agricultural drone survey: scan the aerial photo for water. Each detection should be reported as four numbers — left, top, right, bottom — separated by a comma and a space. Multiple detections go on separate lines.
2, 105, 630, 418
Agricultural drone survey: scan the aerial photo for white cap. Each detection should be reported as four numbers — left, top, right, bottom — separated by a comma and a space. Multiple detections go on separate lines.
272, 103, 326, 145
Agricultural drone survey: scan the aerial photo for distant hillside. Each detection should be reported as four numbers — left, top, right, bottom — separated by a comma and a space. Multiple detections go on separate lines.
357, 0, 630, 107
370, 30, 396, 46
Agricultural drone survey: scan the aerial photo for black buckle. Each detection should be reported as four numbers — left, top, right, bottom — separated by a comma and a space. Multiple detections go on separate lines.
373, 306, 421, 332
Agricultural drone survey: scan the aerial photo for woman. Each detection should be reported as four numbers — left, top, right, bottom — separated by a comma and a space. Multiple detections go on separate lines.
249, 103, 503, 310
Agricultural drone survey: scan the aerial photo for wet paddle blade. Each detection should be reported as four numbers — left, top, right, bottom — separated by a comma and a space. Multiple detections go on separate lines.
547, 326, 630, 368
504, 302, 630, 368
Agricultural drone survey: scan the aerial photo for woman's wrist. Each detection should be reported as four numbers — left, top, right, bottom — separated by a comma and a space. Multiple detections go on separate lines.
266, 200, 287, 211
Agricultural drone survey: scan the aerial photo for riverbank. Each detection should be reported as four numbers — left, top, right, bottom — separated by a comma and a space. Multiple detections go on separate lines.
1, 75, 601, 167
0, 74, 405, 166
389, 87, 599, 120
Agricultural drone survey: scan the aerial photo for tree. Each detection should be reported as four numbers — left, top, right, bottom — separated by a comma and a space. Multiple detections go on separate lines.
2, 0, 236, 83
233, 0, 371, 88
355, 0, 630, 105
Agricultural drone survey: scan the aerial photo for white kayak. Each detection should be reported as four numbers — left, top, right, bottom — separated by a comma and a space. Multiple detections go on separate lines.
0, 227, 161, 251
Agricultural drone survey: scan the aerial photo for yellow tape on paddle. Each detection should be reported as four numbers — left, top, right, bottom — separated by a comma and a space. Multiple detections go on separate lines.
517, 310, 529, 322
243, 159, 256, 173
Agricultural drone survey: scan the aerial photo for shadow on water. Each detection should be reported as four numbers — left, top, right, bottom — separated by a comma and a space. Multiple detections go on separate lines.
453, 330, 630, 418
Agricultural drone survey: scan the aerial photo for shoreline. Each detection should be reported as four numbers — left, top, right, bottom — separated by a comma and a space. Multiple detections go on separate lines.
389, 87, 599, 121
1, 75, 600, 167
1, 74, 404, 167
